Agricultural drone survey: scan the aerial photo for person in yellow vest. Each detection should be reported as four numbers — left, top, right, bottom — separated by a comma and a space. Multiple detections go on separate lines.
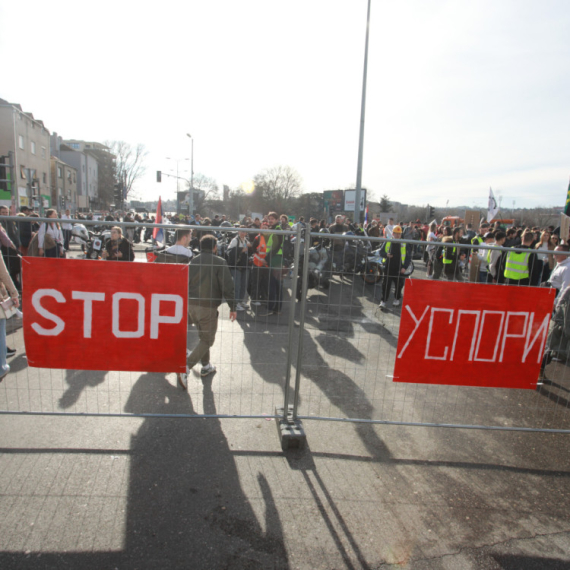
487, 230, 507, 284
504, 230, 541, 286
443, 226, 466, 281
378, 225, 411, 308
469, 222, 490, 282
259, 212, 284, 316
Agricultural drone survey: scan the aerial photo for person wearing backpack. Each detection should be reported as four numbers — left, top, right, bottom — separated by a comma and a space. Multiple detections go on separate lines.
226, 226, 251, 311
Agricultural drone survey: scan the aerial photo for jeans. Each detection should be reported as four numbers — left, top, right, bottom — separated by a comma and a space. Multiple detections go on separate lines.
0, 319, 8, 376
63, 229, 72, 250
332, 249, 345, 271
382, 274, 405, 302
268, 269, 283, 312
230, 268, 248, 303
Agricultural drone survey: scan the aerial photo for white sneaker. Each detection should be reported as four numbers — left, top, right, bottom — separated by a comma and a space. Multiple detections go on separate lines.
240, 302, 249, 308
201, 363, 216, 377
379, 301, 386, 308
392, 299, 400, 306
251, 301, 262, 306
177, 368, 189, 390
236, 303, 245, 311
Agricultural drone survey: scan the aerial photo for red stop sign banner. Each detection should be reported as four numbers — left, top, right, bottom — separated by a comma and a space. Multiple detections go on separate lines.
394, 280, 556, 389
22, 258, 188, 373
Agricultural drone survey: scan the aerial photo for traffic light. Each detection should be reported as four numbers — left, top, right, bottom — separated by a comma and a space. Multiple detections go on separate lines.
157, 171, 162, 183
429, 205, 435, 219
114, 183, 123, 205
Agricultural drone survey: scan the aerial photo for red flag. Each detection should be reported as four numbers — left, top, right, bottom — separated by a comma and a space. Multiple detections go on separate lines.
153, 196, 164, 242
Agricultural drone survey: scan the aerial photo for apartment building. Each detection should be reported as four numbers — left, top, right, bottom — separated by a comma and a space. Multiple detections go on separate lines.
50, 156, 78, 212
0, 97, 51, 210
51, 135, 98, 211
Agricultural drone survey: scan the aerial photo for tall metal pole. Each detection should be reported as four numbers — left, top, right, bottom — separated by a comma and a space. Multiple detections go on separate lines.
354, 0, 371, 226
186, 133, 194, 217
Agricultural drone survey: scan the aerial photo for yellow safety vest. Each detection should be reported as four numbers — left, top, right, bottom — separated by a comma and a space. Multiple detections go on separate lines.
385, 241, 407, 264
443, 245, 456, 264
266, 233, 283, 256
504, 251, 530, 280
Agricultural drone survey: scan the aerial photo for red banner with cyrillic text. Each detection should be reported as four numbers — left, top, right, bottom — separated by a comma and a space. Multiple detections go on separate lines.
22, 258, 188, 373
394, 280, 555, 389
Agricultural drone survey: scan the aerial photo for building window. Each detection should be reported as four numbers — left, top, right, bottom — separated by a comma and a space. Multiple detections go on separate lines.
67, 170, 71, 181
41, 146, 46, 158
31, 141, 36, 155
73, 173, 76, 183
43, 173, 47, 184
18, 135, 24, 149
20, 166, 26, 179
57, 167, 62, 178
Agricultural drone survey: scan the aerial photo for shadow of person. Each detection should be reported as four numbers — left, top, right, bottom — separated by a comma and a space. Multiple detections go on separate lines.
296, 330, 393, 460
59, 370, 108, 409
238, 287, 392, 458
121, 372, 289, 568
5, 354, 28, 374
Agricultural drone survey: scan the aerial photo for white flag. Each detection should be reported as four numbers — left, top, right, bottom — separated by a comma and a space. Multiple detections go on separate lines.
487, 188, 499, 222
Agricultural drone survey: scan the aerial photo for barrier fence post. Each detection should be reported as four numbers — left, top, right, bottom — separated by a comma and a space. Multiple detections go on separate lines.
276, 223, 307, 450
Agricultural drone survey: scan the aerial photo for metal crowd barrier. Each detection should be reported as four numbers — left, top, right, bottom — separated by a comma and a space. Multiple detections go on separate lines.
0, 216, 568, 439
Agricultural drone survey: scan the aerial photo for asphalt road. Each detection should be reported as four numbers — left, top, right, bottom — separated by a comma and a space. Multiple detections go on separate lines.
0, 243, 569, 568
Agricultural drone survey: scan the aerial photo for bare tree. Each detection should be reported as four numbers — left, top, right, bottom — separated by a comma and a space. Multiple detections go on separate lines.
106, 141, 148, 199
253, 165, 302, 212
185, 173, 219, 213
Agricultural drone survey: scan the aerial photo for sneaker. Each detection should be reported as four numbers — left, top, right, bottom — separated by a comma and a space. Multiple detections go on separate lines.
177, 369, 188, 390
0, 366, 9, 382
6, 347, 16, 358
392, 299, 400, 307
240, 302, 249, 308
251, 301, 262, 306
236, 303, 245, 311
200, 363, 216, 377
379, 301, 386, 308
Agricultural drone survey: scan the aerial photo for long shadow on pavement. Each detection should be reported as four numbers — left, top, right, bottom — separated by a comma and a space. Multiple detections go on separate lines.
0, 372, 289, 569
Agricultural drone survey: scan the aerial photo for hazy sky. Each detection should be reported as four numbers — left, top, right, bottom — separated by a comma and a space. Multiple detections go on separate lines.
1, 0, 569, 209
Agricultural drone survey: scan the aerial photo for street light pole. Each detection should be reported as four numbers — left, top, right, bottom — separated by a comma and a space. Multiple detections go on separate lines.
354, 0, 372, 226
165, 157, 189, 214
186, 133, 194, 217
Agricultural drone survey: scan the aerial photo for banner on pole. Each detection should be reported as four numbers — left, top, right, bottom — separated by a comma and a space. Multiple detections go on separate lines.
22, 258, 188, 372
394, 280, 555, 389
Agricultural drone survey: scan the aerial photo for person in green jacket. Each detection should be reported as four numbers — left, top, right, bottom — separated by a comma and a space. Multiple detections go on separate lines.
177, 234, 237, 389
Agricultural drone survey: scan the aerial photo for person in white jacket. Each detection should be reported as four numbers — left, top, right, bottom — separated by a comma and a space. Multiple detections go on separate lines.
37, 209, 64, 258
548, 245, 570, 303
